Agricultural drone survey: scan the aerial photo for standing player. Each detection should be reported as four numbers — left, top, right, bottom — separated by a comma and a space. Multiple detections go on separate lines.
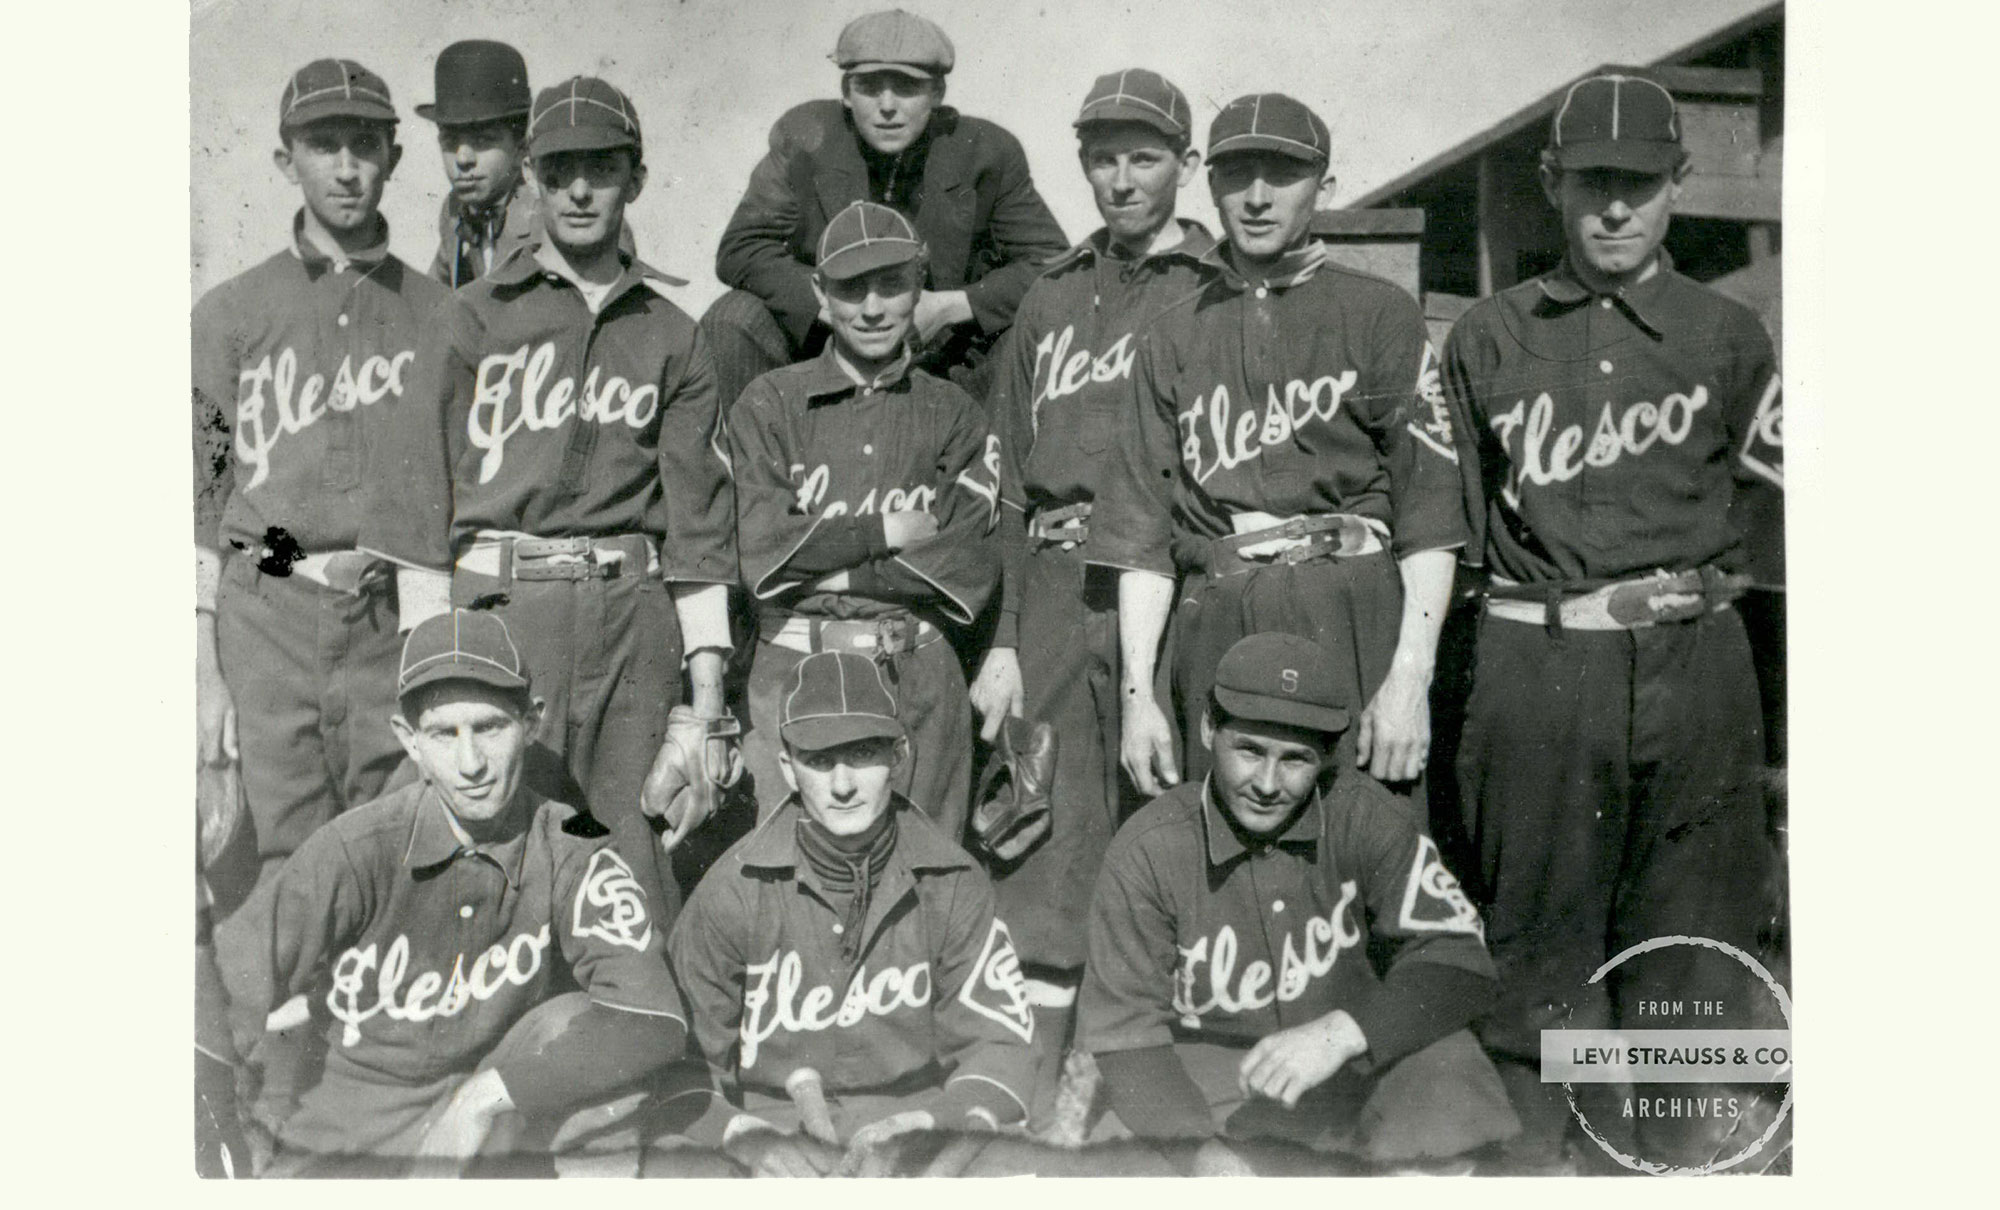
1090, 93, 1472, 796
363, 76, 739, 921
667, 650, 1036, 1175
967, 67, 1211, 1118
702, 7, 1067, 406
731, 201, 999, 836
1079, 634, 1516, 1162
195, 59, 452, 1034
1442, 74, 1784, 1166
254, 610, 690, 1176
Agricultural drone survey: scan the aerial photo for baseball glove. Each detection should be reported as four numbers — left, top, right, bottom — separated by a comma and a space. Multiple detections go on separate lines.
640, 706, 743, 853
970, 716, 1057, 862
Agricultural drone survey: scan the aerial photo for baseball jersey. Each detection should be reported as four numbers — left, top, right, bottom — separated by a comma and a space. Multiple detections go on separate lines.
1443, 256, 1785, 589
1088, 242, 1472, 578
361, 243, 736, 581
264, 780, 687, 1097
193, 214, 451, 558
987, 221, 1216, 646
1080, 775, 1493, 1062
731, 345, 1000, 624
667, 798, 1035, 1117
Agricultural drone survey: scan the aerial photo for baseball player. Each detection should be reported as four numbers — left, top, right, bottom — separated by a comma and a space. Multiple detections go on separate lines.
731, 201, 1000, 836
701, 7, 1068, 407
1442, 73, 1784, 1167
249, 610, 690, 1176
666, 650, 1036, 1176
968, 67, 1213, 1119
195, 59, 453, 1048
1090, 93, 1473, 799
362, 76, 739, 922
1079, 633, 1517, 1162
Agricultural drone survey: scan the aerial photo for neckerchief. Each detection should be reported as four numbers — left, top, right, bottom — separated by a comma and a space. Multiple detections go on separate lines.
794, 807, 900, 974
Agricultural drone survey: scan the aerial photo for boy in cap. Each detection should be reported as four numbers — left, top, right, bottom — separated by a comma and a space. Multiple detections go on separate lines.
251, 610, 691, 1176
1091, 93, 1474, 803
364, 75, 739, 922
1078, 633, 1516, 1163
196, 59, 453, 1040
730, 200, 1000, 835
1441, 72, 1784, 1166
666, 650, 1035, 1176
703, 7, 1067, 406
968, 66, 1213, 1120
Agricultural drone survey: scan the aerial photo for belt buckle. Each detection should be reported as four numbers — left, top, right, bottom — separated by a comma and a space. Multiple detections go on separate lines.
1605, 574, 1707, 627
874, 615, 913, 657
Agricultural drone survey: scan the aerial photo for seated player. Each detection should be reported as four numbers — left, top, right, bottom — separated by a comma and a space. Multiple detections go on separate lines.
254, 610, 691, 1176
667, 650, 1036, 1177
1079, 633, 1519, 1163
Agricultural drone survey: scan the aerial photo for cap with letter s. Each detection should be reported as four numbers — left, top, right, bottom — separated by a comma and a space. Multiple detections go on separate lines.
1207, 92, 1329, 166
817, 200, 925, 281
528, 75, 642, 157
398, 609, 531, 699
1548, 72, 1686, 173
833, 8, 955, 79
781, 650, 906, 751
280, 58, 397, 132
1210, 631, 1350, 736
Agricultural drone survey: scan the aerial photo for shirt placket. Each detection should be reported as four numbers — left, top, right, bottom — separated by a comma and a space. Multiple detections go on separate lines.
553, 284, 612, 510
319, 267, 364, 500
1242, 849, 1296, 1032
427, 851, 509, 1056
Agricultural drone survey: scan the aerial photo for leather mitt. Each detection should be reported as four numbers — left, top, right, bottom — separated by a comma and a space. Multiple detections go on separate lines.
970, 716, 1057, 862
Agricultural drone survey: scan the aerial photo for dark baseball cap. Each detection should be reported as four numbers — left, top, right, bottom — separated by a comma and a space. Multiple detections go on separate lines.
1075, 68, 1191, 139
528, 76, 642, 158
398, 609, 531, 700
1207, 93, 1330, 166
1210, 632, 1350, 736
1548, 73, 1686, 173
280, 59, 397, 132
417, 40, 531, 126
781, 651, 905, 751
817, 201, 925, 281
833, 9, 955, 79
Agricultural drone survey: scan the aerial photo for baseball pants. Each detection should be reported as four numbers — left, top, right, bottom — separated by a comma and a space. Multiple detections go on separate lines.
452, 562, 684, 922
1457, 607, 1771, 1164
744, 636, 972, 840
1169, 551, 1403, 786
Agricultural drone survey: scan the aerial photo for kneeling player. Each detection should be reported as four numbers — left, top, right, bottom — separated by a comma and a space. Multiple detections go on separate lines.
256, 610, 690, 1176
668, 650, 1035, 1176
1079, 633, 1517, 1163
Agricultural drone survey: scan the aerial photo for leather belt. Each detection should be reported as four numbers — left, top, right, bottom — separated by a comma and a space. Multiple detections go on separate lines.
1484, 567, 1751, 631
761, 612, 941, 657
1027, 502, 1091, 548
456, 532, 659, 583
285, 550, 387, 595
1208, 513, 1383, 578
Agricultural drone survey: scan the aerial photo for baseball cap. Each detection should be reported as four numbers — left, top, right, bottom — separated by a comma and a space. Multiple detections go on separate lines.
1548, 73, 1685, 173
280, 59, 397, 132
1207, 93, 1330, 166
528, 76, 642, 158
1074, 68, 1190, 139
398, 609, 531, 699
1210, 632, 1350, 736
417, 40, 532, 126
833, 9, 955, 79
817, 201, 925, 281
781, 651, 905, 751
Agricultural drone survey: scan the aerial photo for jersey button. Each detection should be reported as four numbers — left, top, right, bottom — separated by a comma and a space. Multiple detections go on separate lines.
1599, 360, 1614, 374
336, 313, 349, 327
1600, 298, 1614, 309
459, 905, 473, 919
1271, 900, 1285, 914
1255, 286, 1268, 299
831, 922, 844, 935
863, 444, 874, 455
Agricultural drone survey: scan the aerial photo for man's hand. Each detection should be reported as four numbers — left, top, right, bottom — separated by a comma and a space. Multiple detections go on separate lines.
642, 706, 743, 855
914, 290, 973, 346
196, 644, 237, 768
725, 1125, 840, 1178
1238, 1010, 1367, 1109
882, 509, 939, 551
968, 647, 1025, 742
411, 1069, 513, 1176
1355, 659, 1432, 783
839, 1109, 936, 1177
1121, 692, 1180, 798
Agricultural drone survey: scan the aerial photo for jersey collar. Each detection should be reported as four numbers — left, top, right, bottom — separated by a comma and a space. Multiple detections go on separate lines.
740, 797, 969, 875
485, 238, 688, 304
1200, 777, 1323, 868
1535, 249, 1675, 337
290, 209, 392, 275
801, 341, 916, 403
1040, 218, 1218, 275
402, 783, 535, 888
1200, 237, 1328, 294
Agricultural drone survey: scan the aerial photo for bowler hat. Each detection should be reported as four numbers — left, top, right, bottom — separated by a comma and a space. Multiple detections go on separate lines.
417, 40, 532, 126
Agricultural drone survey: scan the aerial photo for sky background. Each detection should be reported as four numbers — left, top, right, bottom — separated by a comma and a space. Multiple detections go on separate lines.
191, 0, 1770, 308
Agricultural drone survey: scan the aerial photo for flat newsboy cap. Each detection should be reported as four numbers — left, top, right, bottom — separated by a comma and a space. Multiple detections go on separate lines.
817, 200, 925, 280
417, 40, 532, 126
1207, 92, 1330, 165
398, 609, 531, 700
781, 651, 905, 751
528, 76, 642, 157
1210, 632, 1350, 737
833, 9, 955, 78
280, 58, 397, 132
1548, 72, 1686, 173
1075, 67, 1191, 139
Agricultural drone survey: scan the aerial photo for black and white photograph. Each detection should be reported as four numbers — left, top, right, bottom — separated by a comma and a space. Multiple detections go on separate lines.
181, 0, 1804, 1180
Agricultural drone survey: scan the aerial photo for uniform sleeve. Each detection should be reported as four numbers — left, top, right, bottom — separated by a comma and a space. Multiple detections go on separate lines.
960, 127, 1069, 336
191, 287, 238, 552
852, 392, 1001, 625
665, 870, 749, 1076
358, 296, 479, 572
983, 317, 1039, 649
714, 110, 823, 347
1361, 290, 1471, 558
266, 827, 377, 1015
1082, 328, 1179, 576
1440, 311, 1503, 569
729, 377, 837, 601
925, 871, 1035, 1127
1077, 831, 1184, 1054
1722, 315, 1784, 590
656, 321, 739, 585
